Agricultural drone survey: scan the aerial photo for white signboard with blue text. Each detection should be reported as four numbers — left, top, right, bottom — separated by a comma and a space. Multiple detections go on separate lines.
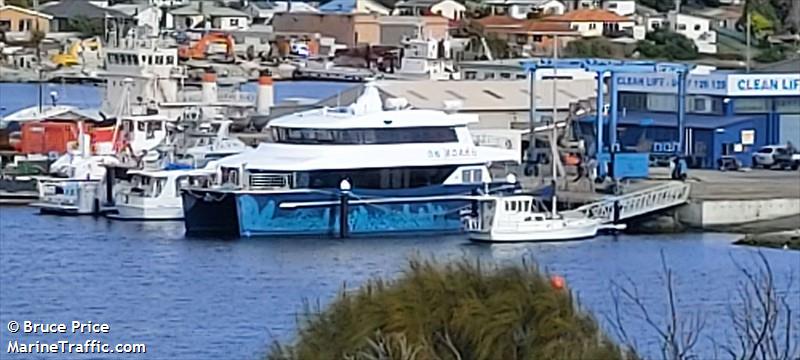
727, 74, 800, 97
616, 73, 728, 95
617, 72, 800, 97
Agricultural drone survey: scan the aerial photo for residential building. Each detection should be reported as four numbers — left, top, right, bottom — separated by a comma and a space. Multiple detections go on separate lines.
393, 0, 466, 20
110, 3, 170, 35
170, 1, 250, 30
245, 0, 318, 25
693, 6, 741, 31
272, 13, 446, 47
272, 12, 379, 47
484, 0, 566, 19
667, 13, 717, 54
635, 4, 666, 32
602, 0, 634, 16
0, 5, 52, 39
149, 0, 190, 8
476, 16, 579, 56
542, 8, 634, 37
561, 0, 598, 11
379, 15, 448, 45
319, 0, 391, 15
40, 0, 130, 32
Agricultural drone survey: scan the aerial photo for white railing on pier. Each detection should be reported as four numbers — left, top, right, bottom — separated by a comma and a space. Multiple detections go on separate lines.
568, 182, 691, 224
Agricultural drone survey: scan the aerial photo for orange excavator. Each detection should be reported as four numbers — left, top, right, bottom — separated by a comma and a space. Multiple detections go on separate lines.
178, 32, 235, 60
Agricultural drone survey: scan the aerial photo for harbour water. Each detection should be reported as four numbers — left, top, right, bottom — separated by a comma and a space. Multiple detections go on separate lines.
1, 206, 798, 359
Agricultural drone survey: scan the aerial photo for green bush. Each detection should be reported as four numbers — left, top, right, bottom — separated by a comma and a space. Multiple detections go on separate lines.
564, 38, 620, 58
268, 259, 634, 360
637, 29, 699, 61
754, 46, 786, 63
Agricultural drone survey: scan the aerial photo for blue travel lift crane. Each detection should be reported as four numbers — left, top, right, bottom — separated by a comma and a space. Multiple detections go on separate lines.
521, 58, 693, 193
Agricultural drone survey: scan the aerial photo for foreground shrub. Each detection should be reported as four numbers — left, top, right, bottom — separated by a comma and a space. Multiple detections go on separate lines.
269, 259, 633, 360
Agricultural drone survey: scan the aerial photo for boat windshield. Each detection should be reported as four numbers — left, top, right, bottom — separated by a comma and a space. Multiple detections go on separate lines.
130, 175, 167, 198
271, 126, 458, 145
504, 197, 548, 213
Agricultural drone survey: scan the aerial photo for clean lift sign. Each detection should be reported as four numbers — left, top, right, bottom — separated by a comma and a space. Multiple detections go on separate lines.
728, 74, 800, 96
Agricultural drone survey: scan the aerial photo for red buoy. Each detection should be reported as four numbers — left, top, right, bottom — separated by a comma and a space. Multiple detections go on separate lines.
550, 275, 566, 290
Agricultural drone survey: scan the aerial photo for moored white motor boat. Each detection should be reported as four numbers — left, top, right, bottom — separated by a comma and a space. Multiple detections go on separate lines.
109, 168, 214, 221
464, 194, 602, 242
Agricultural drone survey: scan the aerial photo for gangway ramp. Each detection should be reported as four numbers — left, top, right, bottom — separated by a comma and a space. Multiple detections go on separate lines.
568, 182, 691, 224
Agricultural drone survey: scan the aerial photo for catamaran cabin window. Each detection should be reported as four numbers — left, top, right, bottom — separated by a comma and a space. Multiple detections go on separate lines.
273, 127, 458, 145
461, 169, 483, 183
295, 166, 457, 190
221, 168, 239, 186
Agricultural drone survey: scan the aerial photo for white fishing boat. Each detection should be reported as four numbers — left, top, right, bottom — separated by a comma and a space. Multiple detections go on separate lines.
464, 194, 602, 242
32, 114, 174, 215
109, 168, 213, 220
32, 154, 121, 215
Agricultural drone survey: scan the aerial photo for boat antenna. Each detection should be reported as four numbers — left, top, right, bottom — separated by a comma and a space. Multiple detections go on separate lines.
551, 35, 559, 218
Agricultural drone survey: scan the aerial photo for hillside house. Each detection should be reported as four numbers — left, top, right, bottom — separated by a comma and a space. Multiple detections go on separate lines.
170, 1, 250, 30
319, 0, 391, 15
393, 0, 466, 20
484, 0, 566, 19
476, 15, 579, 56
0, 5, 51, 40
543, 8, 634, 37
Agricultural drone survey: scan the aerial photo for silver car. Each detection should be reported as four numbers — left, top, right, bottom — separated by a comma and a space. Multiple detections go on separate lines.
752, 145, 787, 168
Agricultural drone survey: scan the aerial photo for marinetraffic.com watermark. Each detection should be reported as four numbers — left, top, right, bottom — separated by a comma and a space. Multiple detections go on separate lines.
6, 321, 147, 355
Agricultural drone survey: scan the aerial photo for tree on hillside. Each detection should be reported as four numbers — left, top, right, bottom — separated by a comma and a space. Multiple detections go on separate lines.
636, 29, 699, 60
6, 0, 29, 7
742, 0, 800, 35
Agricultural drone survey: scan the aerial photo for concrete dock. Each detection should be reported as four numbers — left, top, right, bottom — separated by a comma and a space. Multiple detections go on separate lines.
519, 166, 799, 230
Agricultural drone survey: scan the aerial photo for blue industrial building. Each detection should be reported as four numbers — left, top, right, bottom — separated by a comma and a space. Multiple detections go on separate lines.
576, 111, 770, 168
594, 69, 799, 168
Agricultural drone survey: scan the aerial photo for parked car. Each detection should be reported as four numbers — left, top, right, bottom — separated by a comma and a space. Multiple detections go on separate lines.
774, 149, 800, 170
752, 145, 787, 168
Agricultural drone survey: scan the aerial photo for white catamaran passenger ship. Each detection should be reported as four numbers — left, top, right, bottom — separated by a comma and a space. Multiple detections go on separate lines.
181, 85, 519, 237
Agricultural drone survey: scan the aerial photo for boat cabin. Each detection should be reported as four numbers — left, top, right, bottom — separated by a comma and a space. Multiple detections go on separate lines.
122, 170, 213, 203
119, 115, 173, 154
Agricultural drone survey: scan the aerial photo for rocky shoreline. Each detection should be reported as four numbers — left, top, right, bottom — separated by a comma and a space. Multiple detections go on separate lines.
735, 230, 800, 250
626, 212, 799, 250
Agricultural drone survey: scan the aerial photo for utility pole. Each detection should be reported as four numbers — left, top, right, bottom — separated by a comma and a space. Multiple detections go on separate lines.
527, 56, 536, 171
746, 10, 751, 73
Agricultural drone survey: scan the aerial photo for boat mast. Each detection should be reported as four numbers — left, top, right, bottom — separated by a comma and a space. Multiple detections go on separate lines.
550, 35, 559, 217
34, 0, 43, 113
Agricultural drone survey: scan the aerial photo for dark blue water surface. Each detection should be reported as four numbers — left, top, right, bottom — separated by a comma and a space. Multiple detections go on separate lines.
0, 82, 353, 117
1, 206, 798, 359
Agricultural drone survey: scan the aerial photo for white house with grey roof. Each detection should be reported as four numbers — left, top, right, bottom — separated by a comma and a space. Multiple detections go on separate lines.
170, 1, 250, 30
110, 3, 171, 35
393, 0, 466, 20
245, 0, 318, 25
484, 0, 565, 19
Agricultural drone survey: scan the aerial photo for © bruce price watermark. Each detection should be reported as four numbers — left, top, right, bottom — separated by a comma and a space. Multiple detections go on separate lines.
6, 320, 147, 355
